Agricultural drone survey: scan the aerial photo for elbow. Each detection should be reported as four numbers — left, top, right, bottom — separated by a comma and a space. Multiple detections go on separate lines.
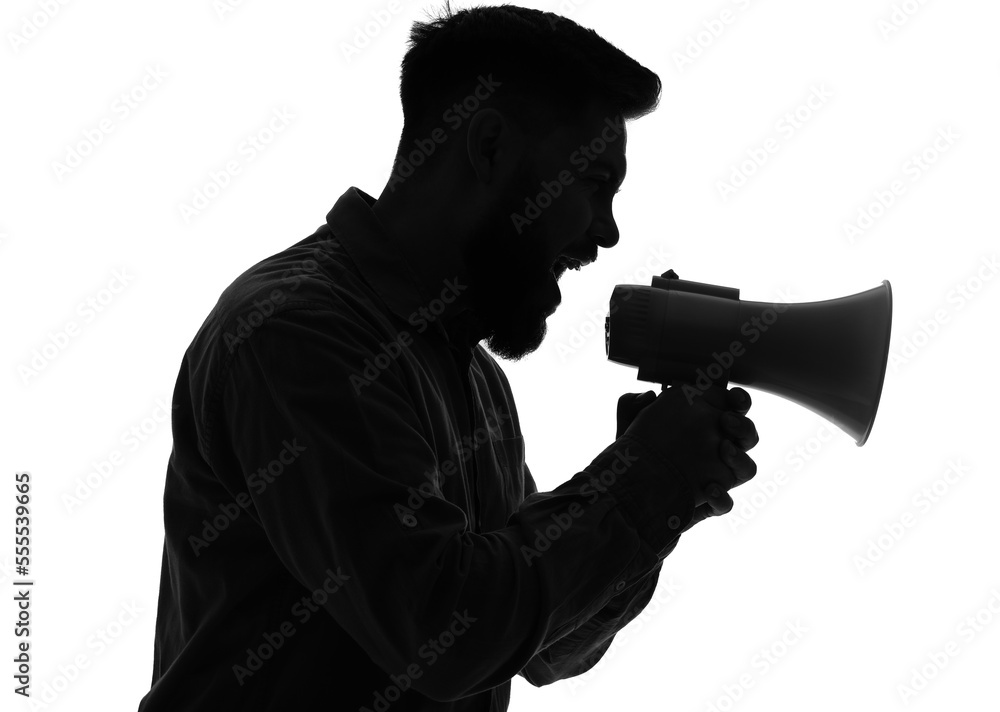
377, 610, 522, 701
409, 669, 483, 703
383, 643, 488, 702
518, 646, 603, 688
367, 658, 471, 703
517, 652, 562, 688
404, 647, 520, 701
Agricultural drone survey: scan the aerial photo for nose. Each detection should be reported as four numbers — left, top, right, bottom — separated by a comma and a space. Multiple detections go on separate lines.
591, 220, 619, 249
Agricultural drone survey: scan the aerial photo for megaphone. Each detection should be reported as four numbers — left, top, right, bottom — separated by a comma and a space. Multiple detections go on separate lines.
605, 270, 892, 446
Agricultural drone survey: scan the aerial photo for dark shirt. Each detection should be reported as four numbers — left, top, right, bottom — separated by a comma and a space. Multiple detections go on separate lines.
137, 187, 697, 711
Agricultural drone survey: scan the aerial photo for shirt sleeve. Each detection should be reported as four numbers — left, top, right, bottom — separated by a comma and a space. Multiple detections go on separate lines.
210, 305, 697, 703
515, 464, 680, 686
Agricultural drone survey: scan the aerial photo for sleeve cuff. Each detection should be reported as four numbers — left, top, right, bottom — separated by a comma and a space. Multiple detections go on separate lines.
586, 435, 697, 558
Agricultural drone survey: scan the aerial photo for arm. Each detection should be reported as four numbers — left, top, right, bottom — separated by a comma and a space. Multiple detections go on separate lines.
517, 464, 680, 686
519, 560, 666, 684
212, 306, 696, 702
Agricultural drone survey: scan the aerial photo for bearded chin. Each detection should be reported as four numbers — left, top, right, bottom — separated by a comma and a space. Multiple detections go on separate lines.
482, 291, 549, 361
463, 213, 555, 362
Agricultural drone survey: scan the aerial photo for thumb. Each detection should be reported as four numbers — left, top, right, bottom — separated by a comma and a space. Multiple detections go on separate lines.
617, 390, 657, 438
681, 503, 715, 533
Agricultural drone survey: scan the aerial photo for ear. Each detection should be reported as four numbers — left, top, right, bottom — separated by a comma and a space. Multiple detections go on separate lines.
465, 108, 519, 185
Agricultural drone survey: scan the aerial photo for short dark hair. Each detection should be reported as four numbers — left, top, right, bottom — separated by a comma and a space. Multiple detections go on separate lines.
391, 2, 661, 171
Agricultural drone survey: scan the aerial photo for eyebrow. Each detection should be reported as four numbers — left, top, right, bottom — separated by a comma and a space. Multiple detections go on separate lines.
593, 156, 627, 191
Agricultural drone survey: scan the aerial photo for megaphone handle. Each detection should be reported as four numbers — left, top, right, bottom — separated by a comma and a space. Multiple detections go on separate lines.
666, 379, 732, 513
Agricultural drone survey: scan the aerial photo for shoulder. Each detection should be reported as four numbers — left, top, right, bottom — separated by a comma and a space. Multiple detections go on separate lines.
200, 225, 397, 356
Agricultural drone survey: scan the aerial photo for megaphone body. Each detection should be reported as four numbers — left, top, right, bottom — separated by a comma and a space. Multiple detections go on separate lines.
605, 272, 892, 446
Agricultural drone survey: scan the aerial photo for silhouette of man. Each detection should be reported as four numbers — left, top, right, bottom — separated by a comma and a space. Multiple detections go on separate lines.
138, 4, 758, 710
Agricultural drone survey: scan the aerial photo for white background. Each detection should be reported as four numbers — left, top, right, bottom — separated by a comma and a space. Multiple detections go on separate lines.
2, 0, 999, 710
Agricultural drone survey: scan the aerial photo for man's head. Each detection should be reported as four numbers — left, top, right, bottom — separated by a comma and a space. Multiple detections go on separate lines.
376, 2, 661, 360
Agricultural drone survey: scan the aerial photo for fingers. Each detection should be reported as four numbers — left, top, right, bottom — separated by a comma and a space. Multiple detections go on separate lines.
680, 445, 753, 533
720, 389, 758, 483
681, 493, 732, 533
725, 387, 752, 416
678, 405, 757, 532
721, 411, 759, 452
721, 439, 757, 484
635, 390, 658, 408
616, 391, 657, 438
682, 502, 715, 532
704, 485, 734, 515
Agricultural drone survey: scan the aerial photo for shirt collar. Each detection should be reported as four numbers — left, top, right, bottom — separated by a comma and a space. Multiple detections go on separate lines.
326, 186, 486, 351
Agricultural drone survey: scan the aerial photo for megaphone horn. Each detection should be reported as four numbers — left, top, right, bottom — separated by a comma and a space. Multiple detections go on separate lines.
605, 272, 893, 445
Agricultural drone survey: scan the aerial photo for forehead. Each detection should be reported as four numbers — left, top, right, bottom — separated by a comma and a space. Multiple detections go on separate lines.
532, 106, 627, 175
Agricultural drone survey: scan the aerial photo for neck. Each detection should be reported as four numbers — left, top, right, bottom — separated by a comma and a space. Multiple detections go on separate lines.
372, 181, 478, 323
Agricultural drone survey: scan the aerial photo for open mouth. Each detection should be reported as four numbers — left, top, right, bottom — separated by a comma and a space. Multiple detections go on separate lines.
550, 255, 586, 275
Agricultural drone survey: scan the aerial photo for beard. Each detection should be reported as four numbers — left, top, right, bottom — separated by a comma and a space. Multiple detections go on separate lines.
462, 162, 565, 361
